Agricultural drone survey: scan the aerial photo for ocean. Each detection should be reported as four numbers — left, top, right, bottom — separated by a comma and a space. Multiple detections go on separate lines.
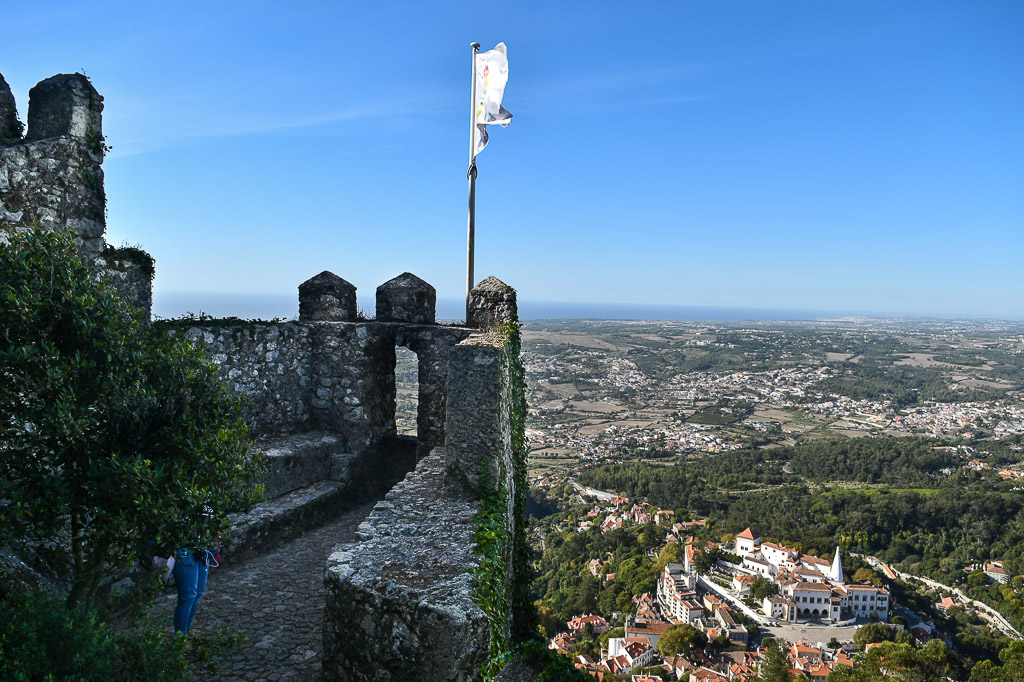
152, 292, 837, 323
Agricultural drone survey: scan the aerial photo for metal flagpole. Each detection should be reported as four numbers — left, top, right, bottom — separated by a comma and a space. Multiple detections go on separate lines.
466, 42, 480, 321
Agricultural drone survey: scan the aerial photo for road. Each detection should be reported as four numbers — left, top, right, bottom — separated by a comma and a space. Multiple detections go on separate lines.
854, 554, 1022, 640
569, 479, 617, 502
698, 573, 767, 626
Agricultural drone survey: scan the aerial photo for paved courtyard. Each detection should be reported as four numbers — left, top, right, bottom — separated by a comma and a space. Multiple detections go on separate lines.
149, 501, 376, 681
761, 620, 861, 648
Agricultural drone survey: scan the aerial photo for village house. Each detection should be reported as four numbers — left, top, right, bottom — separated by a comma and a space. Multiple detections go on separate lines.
601, 515, 623, 533
735, 527, 760, 558
984, 561, 1010, 584
606, 637, 656, 670
548, 632, 576, 655
567, 614, 611, 636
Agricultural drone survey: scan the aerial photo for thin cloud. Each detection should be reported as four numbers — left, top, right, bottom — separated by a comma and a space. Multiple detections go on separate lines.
104, 92, 451, 158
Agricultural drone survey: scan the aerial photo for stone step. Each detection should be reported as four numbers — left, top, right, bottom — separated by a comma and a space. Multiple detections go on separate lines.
259, 431, 341, 499
223, 434, 418, 565
224, 479, 353, 565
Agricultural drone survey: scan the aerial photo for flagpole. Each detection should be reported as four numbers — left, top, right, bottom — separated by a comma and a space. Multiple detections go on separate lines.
466, 41, 480, 321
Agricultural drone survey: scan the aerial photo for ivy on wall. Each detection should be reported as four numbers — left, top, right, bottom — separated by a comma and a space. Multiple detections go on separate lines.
468, 317, 588, 680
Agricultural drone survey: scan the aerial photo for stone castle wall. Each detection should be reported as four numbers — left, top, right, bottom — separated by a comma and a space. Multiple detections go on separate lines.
0, 71, 153, 319
322, 283, 525, 682
165, 279, 474, 457
172, 323, 316, 435
2, 70, 531, 681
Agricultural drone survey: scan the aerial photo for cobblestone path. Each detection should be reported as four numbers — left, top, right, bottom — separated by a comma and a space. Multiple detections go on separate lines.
150, 502, 376, 681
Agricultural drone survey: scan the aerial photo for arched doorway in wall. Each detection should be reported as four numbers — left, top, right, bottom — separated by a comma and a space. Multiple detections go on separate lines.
394, 345, 419, 438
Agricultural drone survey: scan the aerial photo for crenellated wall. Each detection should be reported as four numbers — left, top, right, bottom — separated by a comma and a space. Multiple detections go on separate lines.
2, 70, 537, 682
321, 280, 531, 682
161, 273, 474, 459
0, 71, 153, 319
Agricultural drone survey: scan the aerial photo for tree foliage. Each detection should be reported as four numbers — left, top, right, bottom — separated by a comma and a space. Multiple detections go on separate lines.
757, 638, 790, 681
853, 622, 911, 650
829, 640, 959, 681
656, 623, 706, 658
967, 640, 1024, 681
0, 229, 264, 606
750, 575, 779, 602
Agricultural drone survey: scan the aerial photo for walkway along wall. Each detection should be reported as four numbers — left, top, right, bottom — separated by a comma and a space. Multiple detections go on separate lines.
322, 277, 535, 682
2, 71, 539, 681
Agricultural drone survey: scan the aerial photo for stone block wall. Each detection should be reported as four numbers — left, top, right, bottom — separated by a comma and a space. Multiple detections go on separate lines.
0, 71, 153, 317
97, 249, 154, 321
322, 448, 489, 682
444, 334, 504, 490
322, 281, 531, 682
169, 323, 315, 435
169, 315, 473, 455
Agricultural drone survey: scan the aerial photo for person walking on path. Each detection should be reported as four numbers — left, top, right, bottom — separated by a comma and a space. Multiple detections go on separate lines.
172, 547, 218, 636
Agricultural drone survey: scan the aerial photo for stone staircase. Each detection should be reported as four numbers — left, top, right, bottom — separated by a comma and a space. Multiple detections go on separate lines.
223, 432, 416, 565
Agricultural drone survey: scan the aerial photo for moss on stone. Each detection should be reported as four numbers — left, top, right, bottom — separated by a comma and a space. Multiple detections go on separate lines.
154, 313, 288, 328
101, 243, 154, 281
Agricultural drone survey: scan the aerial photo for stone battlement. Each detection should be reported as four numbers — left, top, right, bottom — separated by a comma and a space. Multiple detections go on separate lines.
0, 71, 152, 318
1, 71, 530, 681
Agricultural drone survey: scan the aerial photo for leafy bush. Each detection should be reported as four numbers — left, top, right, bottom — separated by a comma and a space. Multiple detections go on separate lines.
0, 228, 264, 606
0, 590, 189, 682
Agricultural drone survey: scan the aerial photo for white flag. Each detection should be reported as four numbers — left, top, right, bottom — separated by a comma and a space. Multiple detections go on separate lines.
474, 42, 513, 156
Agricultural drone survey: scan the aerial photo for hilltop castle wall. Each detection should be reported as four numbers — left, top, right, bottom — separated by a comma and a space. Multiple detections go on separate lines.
170, 317, 472, 457
2, 70, 533, 681
0, 72, 153, 319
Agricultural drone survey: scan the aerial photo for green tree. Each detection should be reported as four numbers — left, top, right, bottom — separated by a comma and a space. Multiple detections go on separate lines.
751, 575, 779, 601
653, 542, 682, 573
967, 570, 988, 589
854, 622, 904, 650
830, 640, 957, 681
692, 547, 721, 575
758, 638, 790, 681
968, 640, 1024, 681
535, 601, 561, 638
853, 567, 884, 587
657, 623, 707, 658
0, 229, 264, 607
598, 626, 624, 649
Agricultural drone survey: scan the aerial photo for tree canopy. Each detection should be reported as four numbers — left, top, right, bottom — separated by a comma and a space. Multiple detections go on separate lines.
656, 623, 706, 658
0, 229, 264, 605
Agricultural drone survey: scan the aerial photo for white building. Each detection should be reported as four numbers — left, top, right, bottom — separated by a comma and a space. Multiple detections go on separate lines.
783, 582, 842, 621
735, 527, 760, 558
657, 563, 700, 623
841, 584, 890, 620
760, 541, 799, 568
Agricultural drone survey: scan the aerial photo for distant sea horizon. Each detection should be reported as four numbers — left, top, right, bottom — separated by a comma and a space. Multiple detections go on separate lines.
153, 292, 1020, 324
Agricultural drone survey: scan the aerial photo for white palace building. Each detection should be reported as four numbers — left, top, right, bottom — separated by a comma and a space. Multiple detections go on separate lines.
732, 528, 890, 623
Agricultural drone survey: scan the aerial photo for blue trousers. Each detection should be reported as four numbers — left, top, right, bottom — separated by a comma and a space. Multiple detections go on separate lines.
172, 549, 209, 635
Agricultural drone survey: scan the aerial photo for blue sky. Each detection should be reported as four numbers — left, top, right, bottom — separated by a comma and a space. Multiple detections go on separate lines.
3, 1, 1022, 319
